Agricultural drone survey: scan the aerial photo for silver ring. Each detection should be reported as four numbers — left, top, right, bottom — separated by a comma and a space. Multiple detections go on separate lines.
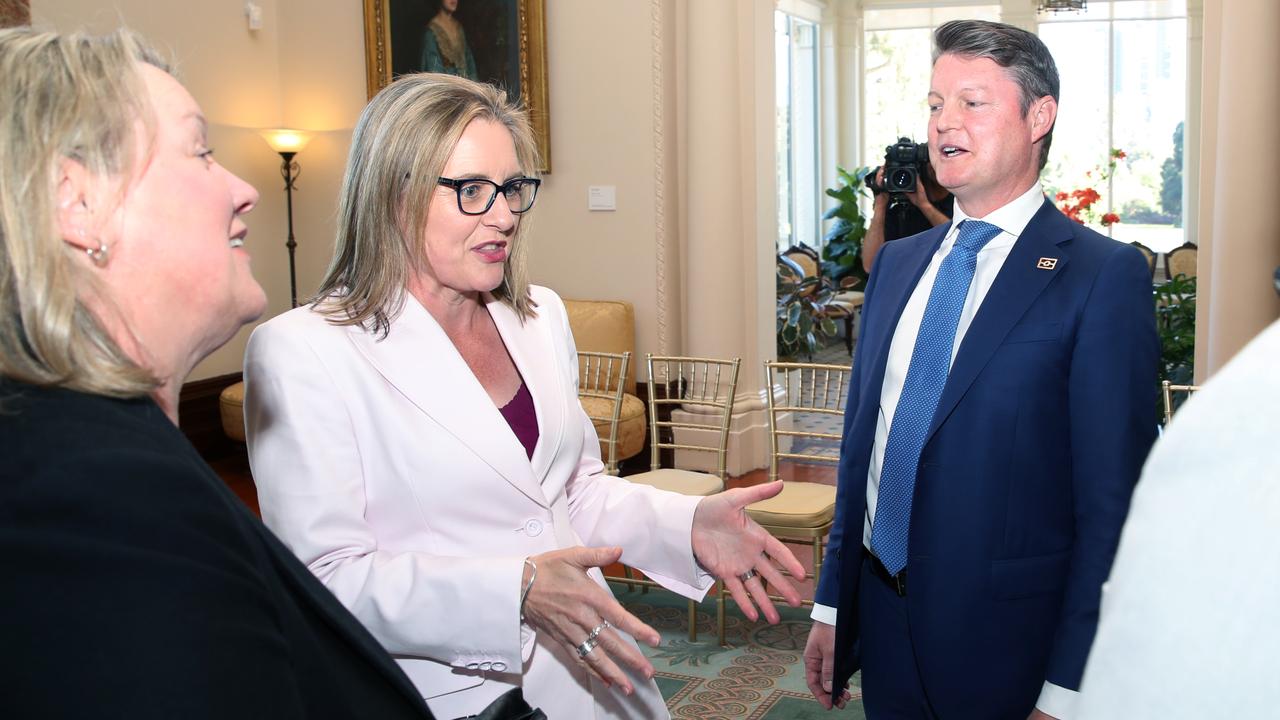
587, 619, 612, 642
576, 636, 599, 659
738, 568, 758, 583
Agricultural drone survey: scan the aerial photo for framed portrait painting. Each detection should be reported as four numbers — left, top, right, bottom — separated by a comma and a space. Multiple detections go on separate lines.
363, 0, 551, 172
0, 0, 31, 28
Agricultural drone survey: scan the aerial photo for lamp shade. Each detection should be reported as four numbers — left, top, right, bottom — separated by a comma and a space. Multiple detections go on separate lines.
259, 128, 314, 154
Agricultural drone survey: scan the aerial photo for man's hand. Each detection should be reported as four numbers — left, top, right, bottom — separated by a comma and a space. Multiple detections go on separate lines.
904, 177, 931, 209
1027, 709, 1059, 720
803, 621, 851, 710
871, 168, 890, 208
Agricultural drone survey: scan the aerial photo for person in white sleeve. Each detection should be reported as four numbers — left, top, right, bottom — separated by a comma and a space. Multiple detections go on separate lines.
243, 72, 805, 720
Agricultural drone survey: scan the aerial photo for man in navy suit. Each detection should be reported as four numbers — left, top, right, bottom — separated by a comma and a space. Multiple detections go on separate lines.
803, 20, 1158, 719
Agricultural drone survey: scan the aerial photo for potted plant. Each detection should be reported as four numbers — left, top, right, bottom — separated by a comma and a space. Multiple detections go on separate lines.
820, 166, 871, 288
776, 255, 858, 360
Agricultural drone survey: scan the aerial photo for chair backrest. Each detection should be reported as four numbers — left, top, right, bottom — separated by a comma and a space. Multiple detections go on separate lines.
1165, 242, 1198, 281
564, 299, 637, 394
1161, 379, 1202, 425
764, 361, 849, 482
645, 354, 741, 479
1129, 241, 1157, 280
781, 245, 820, 279
576, 350, 631, 473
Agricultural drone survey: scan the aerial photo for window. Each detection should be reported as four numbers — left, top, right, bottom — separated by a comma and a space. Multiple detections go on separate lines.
861, 5, 1001, 172
776, 8, 821, 252
1039, 0, 1188, 252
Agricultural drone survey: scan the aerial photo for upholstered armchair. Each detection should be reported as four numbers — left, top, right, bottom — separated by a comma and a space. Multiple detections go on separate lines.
564, 299, 646, 471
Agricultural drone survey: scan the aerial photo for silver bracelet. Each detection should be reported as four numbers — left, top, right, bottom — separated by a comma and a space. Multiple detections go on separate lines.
519, 557, 537, 620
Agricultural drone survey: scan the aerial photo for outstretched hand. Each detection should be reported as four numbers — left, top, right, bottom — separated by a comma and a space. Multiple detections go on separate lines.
521, 546, 660, 695
690, 480, 806, 624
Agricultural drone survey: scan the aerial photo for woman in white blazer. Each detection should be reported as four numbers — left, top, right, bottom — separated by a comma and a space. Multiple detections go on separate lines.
244, 73, 804, 719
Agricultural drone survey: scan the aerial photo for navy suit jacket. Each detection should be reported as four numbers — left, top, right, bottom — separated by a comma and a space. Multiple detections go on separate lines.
815, 198, 1159, 717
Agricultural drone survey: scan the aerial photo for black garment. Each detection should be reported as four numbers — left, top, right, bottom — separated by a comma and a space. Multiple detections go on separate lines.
0, 380, 436, 719
884, 194, 955, 242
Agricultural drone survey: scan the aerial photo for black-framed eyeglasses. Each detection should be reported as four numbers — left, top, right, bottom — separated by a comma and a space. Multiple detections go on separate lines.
437, 176, 541, 215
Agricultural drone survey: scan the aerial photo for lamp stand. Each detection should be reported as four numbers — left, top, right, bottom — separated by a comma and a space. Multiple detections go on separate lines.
278, 150, 300, 308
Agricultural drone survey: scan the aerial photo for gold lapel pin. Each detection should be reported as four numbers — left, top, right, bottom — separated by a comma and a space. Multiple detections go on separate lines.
1037, 257, 1058, 270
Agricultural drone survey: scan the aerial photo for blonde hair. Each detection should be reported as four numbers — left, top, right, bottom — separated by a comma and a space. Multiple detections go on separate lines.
316, 72, 540, 335
0, 27, 170, 396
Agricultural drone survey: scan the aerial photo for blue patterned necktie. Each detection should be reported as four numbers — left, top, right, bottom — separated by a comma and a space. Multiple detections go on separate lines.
870, 219, 1002, 575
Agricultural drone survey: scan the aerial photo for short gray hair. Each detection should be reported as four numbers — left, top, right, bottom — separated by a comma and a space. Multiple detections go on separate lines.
933, 20, 1059, 170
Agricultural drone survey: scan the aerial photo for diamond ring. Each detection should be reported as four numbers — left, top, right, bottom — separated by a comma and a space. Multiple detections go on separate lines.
576, 636, 599, 659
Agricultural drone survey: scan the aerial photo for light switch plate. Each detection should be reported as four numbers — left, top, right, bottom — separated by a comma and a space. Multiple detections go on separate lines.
588, 185, 616, 211
246, 2, 264, 30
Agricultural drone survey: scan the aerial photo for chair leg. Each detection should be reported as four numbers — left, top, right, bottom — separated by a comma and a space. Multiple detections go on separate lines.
844, 314, 854, 355
813, 536, 826, 590
717, 580, 727, 647
688, 598, 698, 642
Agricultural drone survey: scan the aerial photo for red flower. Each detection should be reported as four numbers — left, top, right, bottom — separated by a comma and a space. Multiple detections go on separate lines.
1101, 212, 1120, 226
1111, 149, 1127, 159
1055, 191, 1068, 201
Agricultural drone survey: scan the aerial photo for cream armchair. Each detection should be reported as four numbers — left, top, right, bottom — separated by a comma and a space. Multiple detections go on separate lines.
564, 299, 645, 471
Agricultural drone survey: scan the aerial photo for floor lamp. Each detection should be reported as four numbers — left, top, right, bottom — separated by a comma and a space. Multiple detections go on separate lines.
259, 129, 314, 308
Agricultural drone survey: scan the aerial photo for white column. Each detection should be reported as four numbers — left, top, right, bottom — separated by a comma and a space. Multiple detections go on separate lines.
676, 0, 777, 474
1195, 0, 1280, 379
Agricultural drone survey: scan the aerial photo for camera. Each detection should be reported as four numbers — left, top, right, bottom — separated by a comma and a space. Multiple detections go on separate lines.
867, 137, 930, 195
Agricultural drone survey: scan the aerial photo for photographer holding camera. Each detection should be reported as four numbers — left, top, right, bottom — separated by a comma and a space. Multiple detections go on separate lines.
863, 137, 954, 272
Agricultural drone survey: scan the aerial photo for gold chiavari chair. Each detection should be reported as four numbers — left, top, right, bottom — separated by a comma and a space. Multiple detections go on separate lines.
623, 354, 741, 642
711, 361, 843, 645
1162, 379, 1202, 425
576, 350, 631, 475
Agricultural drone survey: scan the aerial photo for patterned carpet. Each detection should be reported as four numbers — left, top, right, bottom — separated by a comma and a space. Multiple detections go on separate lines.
612, 581, 866, 719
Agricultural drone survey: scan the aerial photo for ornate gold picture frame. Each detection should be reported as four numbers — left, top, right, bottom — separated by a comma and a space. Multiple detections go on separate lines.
363, 0, 550, 172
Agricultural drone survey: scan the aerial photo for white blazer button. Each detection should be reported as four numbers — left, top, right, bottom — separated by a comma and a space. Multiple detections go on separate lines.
466, 662, 479, 670
524, 519, 544, 537
479, 662, 492, 671
493, 662, 508, 672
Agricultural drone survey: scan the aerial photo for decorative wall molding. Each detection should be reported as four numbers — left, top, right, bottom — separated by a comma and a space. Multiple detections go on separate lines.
651, 0, 671, 354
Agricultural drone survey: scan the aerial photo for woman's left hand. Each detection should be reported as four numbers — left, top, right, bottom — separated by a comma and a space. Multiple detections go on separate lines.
690, 481, 806, 624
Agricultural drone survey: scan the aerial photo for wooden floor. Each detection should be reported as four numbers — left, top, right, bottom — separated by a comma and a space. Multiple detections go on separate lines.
210, 453, 260, 517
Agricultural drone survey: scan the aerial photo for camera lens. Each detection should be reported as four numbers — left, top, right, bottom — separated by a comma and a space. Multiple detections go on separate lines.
890, 168, 915, 191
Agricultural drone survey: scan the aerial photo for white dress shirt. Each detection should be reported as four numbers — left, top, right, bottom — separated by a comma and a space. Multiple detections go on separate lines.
812, 183, 1077, 718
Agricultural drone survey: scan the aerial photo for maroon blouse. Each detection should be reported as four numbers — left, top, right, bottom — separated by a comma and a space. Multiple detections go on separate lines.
498, 381, 539, 460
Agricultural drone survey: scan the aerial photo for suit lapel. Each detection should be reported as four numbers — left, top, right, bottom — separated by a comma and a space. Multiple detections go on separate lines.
486, 295, 566, 487
926, 199, 1072, 443
346, 294, 549, 507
